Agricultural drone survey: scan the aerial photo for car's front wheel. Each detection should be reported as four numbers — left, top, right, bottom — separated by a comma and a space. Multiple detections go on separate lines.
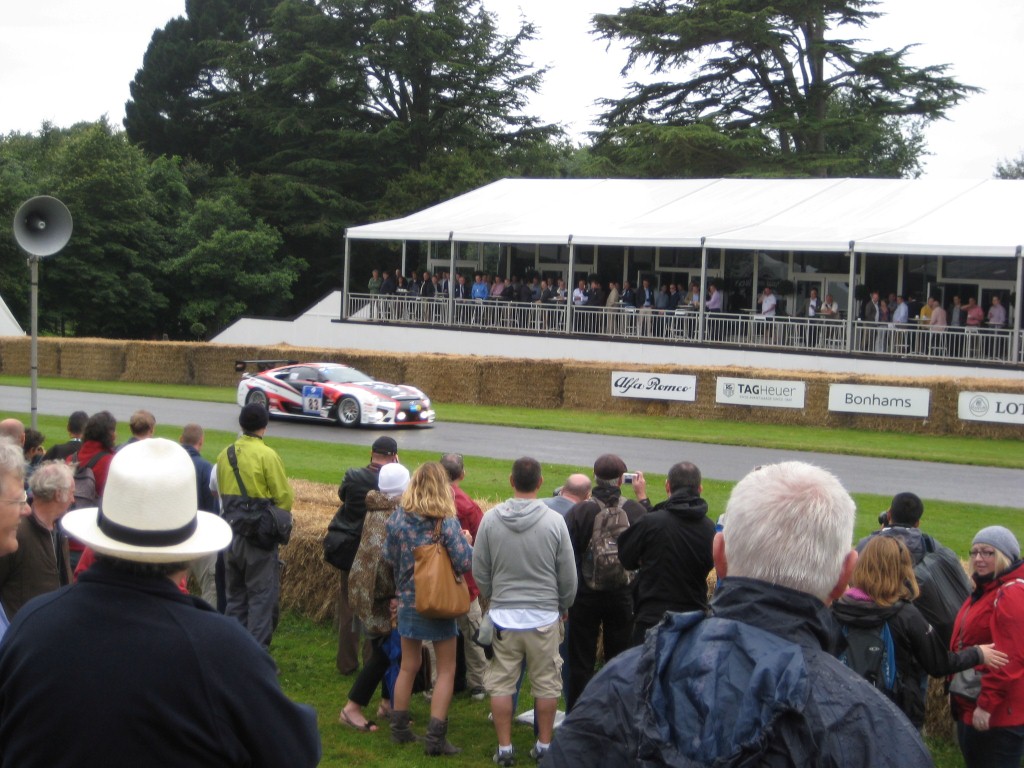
246, 389, 270, 411
335, 396, 361, 427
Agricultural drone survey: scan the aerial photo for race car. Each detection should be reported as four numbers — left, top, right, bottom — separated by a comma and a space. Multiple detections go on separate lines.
236, 361, 435, 427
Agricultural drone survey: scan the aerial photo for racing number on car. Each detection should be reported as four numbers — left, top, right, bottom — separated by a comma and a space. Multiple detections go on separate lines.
302, 385, 325, 415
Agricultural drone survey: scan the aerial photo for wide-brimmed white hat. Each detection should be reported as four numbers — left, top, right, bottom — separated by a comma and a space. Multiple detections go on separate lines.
62, 438, 232, 563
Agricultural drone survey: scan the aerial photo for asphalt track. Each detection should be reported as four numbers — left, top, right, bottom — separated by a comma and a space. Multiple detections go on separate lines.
2, 386, 1022, 508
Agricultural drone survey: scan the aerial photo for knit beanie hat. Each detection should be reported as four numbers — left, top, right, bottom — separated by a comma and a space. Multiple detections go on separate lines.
972, 526, 1020, 561
378, 463, 410, 498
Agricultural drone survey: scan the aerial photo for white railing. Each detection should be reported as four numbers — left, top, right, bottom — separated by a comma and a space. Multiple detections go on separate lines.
346, 293, 1019, 366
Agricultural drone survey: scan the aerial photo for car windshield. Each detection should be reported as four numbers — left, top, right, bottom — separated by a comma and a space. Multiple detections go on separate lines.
318, 366, 372, 384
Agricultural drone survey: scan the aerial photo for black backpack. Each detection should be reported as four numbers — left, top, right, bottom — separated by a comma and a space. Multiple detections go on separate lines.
912, 535, 971, 647
839, 615, 900, 699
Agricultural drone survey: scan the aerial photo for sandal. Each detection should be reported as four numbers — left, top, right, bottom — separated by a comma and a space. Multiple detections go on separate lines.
339, 709, 378, 732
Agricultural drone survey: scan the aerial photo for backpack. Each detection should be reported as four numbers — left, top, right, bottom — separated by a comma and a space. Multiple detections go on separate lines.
912, 535, 971, 647
70, 451, 111, 510
839, 618, 899, 699
582, 497, 635, 591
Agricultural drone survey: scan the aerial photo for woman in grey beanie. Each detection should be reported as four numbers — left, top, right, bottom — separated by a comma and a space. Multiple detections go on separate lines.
949, 524, 1023, 768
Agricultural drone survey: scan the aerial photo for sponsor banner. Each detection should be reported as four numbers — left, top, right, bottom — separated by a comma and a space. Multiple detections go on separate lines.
716, 377, 806, 409
611, 371, 697, 402
958, 392, 1024, 425
828, 384, 930, 418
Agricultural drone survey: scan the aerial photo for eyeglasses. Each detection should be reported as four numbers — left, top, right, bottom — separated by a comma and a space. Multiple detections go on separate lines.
969, 549, 997, 559
0, 494, 28, 507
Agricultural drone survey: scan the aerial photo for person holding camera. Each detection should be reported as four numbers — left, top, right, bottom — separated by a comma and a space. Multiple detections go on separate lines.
563, 454, 650, 711
617, 462, 716, 647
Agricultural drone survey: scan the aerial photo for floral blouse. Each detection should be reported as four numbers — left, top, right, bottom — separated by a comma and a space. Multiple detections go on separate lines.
383, 506, 473, 611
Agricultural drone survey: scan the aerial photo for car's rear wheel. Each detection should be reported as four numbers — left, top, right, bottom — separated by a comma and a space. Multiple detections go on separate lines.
246, 389, 270, 411
335, 396, 361, 427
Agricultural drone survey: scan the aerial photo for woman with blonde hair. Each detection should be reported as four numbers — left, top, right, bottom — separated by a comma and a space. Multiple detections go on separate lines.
833, 536, 1005, 729
383, 462, 473, 756
949, 526, 1024, 768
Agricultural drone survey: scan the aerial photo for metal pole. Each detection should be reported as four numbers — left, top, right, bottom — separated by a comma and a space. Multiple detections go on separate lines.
698, 237, 707, 343
448, 232, 456, 325
565, 236, 575, 334
341, 234, 350, 319
29, 256, 39, 430
845, 242, 856, 353
1012, 245, 1022, 362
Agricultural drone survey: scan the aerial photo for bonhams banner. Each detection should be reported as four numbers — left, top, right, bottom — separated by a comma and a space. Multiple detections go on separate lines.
828, 384, 930, 418
611, 371, 697, 402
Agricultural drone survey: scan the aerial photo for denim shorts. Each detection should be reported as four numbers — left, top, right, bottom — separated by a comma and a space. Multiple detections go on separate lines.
397, 606, 458, 642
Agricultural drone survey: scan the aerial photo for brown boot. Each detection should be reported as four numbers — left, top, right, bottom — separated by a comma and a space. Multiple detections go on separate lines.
424, 717, 461, 756
389, 710, 418, 744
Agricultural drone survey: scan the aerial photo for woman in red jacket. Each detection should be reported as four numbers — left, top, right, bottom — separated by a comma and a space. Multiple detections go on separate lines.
950, 526, 1024, 768
67, 411, 117, 575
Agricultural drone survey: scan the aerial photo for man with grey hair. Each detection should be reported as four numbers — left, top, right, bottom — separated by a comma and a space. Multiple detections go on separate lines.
0, 439, 31, 640
548, 461, 931, 767
0, 461, 74, 620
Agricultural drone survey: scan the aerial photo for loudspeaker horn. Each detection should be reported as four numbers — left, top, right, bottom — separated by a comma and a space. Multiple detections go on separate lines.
13, 196, 73, 257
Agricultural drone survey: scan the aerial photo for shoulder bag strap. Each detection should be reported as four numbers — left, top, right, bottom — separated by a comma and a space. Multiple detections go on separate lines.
227, 445, 250, 499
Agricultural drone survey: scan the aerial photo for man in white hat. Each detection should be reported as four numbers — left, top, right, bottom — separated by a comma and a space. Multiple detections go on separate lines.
0, 438, 320, 767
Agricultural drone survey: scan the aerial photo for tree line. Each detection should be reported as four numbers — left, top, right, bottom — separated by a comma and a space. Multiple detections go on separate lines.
0, 0, 978, 340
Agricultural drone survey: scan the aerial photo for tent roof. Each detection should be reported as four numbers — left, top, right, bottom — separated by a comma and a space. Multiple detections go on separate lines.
346, 178, 1024, 258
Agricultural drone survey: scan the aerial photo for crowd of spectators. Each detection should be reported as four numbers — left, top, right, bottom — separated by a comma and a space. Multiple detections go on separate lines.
0, 406, 1021, 767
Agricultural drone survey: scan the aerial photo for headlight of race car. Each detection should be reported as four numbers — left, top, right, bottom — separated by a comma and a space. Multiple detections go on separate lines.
422, 398, 431, 408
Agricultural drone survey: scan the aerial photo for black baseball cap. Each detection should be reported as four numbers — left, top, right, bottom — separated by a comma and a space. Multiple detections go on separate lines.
372, 436, 398, 456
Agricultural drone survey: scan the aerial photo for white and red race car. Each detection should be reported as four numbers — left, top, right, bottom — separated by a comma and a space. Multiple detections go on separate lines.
236, 361, 435, 427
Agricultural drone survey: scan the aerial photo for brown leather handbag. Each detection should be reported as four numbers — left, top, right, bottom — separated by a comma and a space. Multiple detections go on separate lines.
413, 519, 470, 619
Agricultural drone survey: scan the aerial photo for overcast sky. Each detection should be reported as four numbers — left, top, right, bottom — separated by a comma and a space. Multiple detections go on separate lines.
2, 0, 1022, 178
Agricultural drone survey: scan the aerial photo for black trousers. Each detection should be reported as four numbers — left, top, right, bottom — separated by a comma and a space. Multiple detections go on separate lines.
566, 590, 633, 711
346, 635, 393, 707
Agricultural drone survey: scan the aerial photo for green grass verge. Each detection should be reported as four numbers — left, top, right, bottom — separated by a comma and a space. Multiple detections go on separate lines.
3, 375, 1022, 469
272, 612, 967, 768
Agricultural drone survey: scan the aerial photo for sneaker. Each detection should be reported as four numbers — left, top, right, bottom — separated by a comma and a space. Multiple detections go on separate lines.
529, 745, 549, 762
493, 746, 516, 766
470, 686, 486, 701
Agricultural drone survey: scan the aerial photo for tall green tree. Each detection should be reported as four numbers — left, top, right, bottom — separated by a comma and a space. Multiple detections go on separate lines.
593, 0, 977, 177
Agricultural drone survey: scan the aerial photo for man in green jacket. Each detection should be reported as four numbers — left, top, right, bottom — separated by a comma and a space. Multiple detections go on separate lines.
216, 404, 293, 649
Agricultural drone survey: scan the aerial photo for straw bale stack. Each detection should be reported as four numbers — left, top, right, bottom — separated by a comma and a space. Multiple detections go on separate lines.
59, 339, 127, 380
477, 357, 563, 408
122, 341, 193, 385
405, 355, 481, 404
0, 337, 60, 377
278, 479, 341, 624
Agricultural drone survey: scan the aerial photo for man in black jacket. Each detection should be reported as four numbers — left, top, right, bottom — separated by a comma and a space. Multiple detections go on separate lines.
323, 436, 399, 674
0, 438, 321, 768
548, 461, 931, 768
563, 454, 649, 710
618, 461, 715, 646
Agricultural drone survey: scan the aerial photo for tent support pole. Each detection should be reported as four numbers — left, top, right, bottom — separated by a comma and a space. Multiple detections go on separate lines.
401, 242, 407, 280
342, 234, 351, 319
845, 242, 856, 353
565, 236, 575, 335
1012, 245, 1023, 362
697, 238, 708, 343
448, 232, 456, 323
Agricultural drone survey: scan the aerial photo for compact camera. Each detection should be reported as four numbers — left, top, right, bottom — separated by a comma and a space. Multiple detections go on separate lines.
623, 472, 638, 484
877, 511, 889, 527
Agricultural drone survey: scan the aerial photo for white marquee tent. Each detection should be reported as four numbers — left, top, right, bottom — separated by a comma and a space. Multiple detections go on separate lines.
346, 177, 1024, 258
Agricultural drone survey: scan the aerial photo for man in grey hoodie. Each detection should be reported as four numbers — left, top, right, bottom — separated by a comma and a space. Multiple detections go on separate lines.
473, 457, 577, 766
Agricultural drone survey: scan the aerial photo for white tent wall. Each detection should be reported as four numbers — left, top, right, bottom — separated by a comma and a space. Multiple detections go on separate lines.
0, 293, 24, 336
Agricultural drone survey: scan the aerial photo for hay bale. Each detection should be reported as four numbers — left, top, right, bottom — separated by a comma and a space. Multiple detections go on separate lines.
405, 355, 481, 404
59, 339, 127, 380
477, 358, 563, 408
278, 479, 341, 624
0, 337, 60, 377
122, 342, 193, 385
